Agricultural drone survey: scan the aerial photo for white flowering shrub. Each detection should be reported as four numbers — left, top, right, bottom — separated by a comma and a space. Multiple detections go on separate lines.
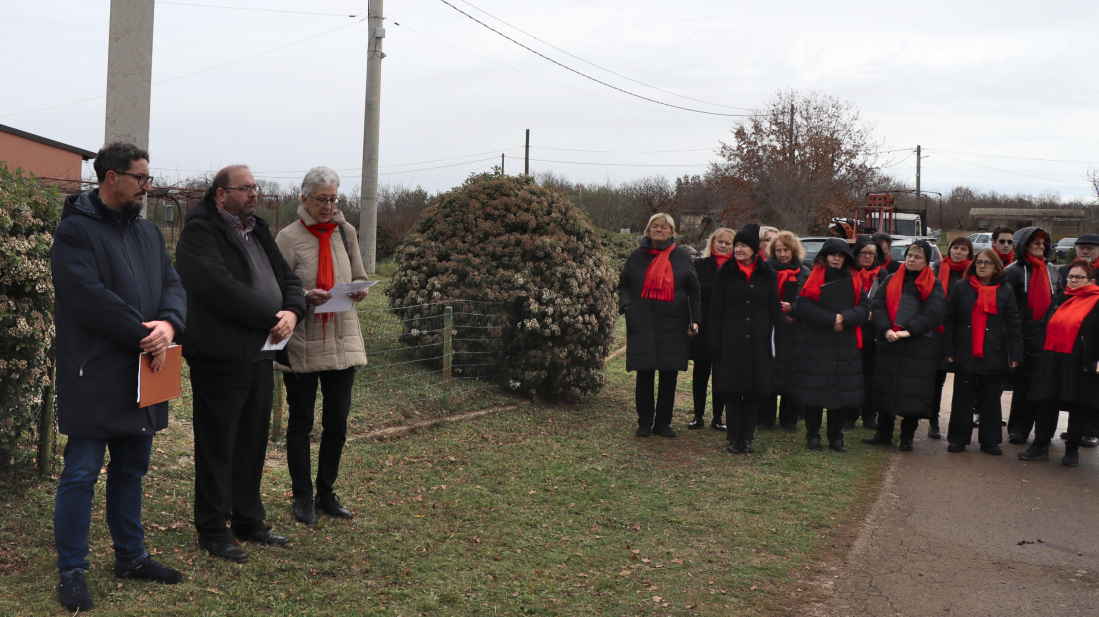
386, 172, 620, 397
0, 165, 61, 466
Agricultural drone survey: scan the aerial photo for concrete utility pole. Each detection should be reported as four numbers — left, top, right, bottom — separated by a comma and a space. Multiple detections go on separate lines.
915, 144, 922, 217
105, 0, 155, 215
524, 129, 530, 176
358, 0, 384, 274
501, 153, 505, 174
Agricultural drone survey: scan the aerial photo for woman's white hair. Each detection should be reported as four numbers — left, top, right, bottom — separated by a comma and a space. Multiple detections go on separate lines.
643, 212, 676, 236
301, 166, 341, 199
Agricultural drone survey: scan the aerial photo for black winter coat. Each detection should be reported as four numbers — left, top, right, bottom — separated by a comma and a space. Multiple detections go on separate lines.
709, 256, 783, 395
175, 189, 306, 370
871, 270, 947, 418
1002, 227, 1060, 371
942, 276, 1024, 375
1029, 293, 1099, 407
618, 237, 702, 372
791, 267, 871, 409
51, 190, 187, 438
767, 257, 810, 392
688, 256, 720, 362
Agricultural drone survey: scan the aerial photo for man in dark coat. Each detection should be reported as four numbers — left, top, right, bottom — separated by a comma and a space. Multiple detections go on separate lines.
1003, 227, 1060, 444
51, 143, 187, 611
175, 165, 305, 563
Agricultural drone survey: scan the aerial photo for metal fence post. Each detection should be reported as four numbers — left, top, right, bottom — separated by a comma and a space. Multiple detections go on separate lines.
272, 370, 285, 441
37, 353, 56, 475
443, 306, 453, 409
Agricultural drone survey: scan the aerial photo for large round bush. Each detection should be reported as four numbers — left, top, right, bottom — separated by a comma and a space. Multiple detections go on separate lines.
386, 172, 619, 397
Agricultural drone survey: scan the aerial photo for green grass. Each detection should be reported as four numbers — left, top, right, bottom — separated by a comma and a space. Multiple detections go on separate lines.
0, 267, 891, 615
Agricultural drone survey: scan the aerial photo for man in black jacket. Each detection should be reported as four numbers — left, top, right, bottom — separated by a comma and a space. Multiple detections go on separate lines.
175, 165, 305, 563
51, 142, 187, 611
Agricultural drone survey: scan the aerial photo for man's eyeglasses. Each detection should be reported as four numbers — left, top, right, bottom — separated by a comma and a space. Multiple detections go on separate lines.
116, 170, 152, 186
996, 239, 1014, 245
224, 186, 259, 195
309, 196, 341, 206
975, 260, 996, 267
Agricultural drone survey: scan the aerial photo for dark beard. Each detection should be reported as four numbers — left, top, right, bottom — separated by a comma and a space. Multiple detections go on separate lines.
120, 199, 143, 221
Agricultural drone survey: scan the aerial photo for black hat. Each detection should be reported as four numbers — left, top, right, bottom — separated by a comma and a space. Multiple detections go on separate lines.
906, 240, 935, 261
1076, 234, 1099, 246
733, 223, 761, 255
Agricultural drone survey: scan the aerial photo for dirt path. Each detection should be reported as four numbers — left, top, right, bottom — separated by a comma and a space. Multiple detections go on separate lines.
832, 374, 1099, 616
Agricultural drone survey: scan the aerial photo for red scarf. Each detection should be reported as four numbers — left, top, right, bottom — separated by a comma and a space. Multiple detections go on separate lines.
938, 257, 970, 297
799, 265, 865, 348
712, 251, 732, 269
303, 221, 339, 344
1043, 283, 1099, 353
856, 265, 881, 292
737, 257, 757, 281
776, 269, 800, 311
885, 265, 937, 328
997, 251, 1014, 266
968, 276, 999, 357
1024, 253, 1052, 321
641, 243, 676, 302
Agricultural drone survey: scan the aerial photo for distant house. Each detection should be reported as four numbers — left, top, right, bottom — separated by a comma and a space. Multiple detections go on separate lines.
969, 207, 1086, 240
0, 123, 96, 190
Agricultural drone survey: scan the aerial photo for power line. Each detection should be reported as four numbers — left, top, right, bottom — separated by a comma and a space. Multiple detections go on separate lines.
157, 2, 361, 16
927, 150, 1089, 186
533, 146, 714, 154
508, 155, 707, 168
926, 148, 1099, 166
454, 0, 754, 112
435, 0, 754, 118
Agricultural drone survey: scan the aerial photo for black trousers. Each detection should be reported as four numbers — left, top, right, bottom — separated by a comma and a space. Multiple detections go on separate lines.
1033, 402, 1096, 448
932, 370, 947, 420
191, 360, 273, 543
877, 415, 923, 441
691, 360, 725, 422
284, 367, 356, 500
724, 393, 759, 444
1007, 372, 1039, 439
759, 394, 800, 429
804, 407, 845, 442
850, 349, 876, 425
636, 370, 678, 429
947, 372, 1004, 446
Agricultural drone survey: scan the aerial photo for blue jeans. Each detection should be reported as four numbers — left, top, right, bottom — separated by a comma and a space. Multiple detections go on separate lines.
54, 435, 153, 572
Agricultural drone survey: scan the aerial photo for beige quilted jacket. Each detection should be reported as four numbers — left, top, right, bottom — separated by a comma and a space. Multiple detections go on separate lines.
274, 206, 369, 373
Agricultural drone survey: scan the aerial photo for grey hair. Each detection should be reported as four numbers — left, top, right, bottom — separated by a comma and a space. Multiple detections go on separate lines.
301, 166, 341, 199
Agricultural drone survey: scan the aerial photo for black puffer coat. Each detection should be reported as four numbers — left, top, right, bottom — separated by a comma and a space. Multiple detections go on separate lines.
1029, 292, 1099, 406
942, 275, 1023, 375
871, 268, 947, 418
767, 256, 809, 392
709, 256, 783, 395
688, 255, 720, 362
51, 190, 187, 438
619, 237, 702, 372
1002, 227, 1060, 370
791, 240, 871, 410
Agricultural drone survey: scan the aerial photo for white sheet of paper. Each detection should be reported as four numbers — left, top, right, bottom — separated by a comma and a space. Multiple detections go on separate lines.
262, 332, 292, 351
313, 280, 378, 314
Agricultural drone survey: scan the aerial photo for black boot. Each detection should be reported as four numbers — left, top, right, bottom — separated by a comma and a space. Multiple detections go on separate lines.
829, 439, 847, 453
1062, 446, 1081, 467
742, 440, 754, 454
1017, 445, 1049, 461
687, 416, 705, 430
807, 437, 822, 451
927, 416, 942, 440
898, 437, 914, 451
861, 433, 893, 445
727, 441, 742, 454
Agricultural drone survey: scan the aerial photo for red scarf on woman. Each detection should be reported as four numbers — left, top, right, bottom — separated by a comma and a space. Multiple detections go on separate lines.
938, 257, 970, 297
641, 243, 676, 302
968, 275, 999, 357
885, 264, 937, 327
856, 265, 881, 292
303, 220, 339, 343
1043, 283, 1099, 353
737, 256, 757, 280
799, 265, 865, 348
776, 269, 800, 311
712, 251, 732, 269
1024, 253, 1052, 321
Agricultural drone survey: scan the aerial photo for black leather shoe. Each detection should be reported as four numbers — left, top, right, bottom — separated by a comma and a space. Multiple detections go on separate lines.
1082, 436, 1099, 448
114, 555, 183, 584
947, 443, 966, 453
317, 493, 354, 520
233, 527, 290, 547
1008, 433, 1027, 445
198, 536, 249, 563
653, 425, 677, 438
980, 444, 1003, 455
742, 440, 754, 454
58, 569, 93, 611
829, 439, 847, 453
807, 438, 822, 451
726, 442, 742, 454
293, 496, 317, 525
861, 434, 893, 445
898, 438, 914, 452
687, 417, 705, 430
1017, 445, 1049, 461
635, 426, 651, 437
710, 420, 726, 431
1062, 450, 1081, 467
927, 418, 942, 440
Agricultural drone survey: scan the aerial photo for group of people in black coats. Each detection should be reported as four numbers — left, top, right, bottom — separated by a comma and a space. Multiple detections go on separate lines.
619, 213, 1099, 466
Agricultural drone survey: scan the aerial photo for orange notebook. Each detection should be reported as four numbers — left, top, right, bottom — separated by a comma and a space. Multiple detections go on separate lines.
137, 345, 182, 408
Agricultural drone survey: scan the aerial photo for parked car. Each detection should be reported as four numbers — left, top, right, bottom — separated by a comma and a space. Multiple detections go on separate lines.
967, 232, 993, 251
799, 237, 833, 268
890, 237, 942, 269
1055, 237, 1077, 261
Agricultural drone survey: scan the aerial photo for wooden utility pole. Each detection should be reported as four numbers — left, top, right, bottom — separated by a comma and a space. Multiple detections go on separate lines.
915, 144, 922, 217
789, 103, 795, 164
524, 129, 530, 176
501, 153, 505, 174
358, 0, 384, 274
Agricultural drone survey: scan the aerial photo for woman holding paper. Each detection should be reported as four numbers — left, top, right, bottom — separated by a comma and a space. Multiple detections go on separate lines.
274, 166, 370, 525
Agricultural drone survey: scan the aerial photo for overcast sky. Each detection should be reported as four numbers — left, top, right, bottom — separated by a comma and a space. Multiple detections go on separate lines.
3, 0, 1097, 201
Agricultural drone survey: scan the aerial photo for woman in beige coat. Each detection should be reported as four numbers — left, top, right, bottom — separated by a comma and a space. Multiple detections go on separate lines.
275, 166, 370, 525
